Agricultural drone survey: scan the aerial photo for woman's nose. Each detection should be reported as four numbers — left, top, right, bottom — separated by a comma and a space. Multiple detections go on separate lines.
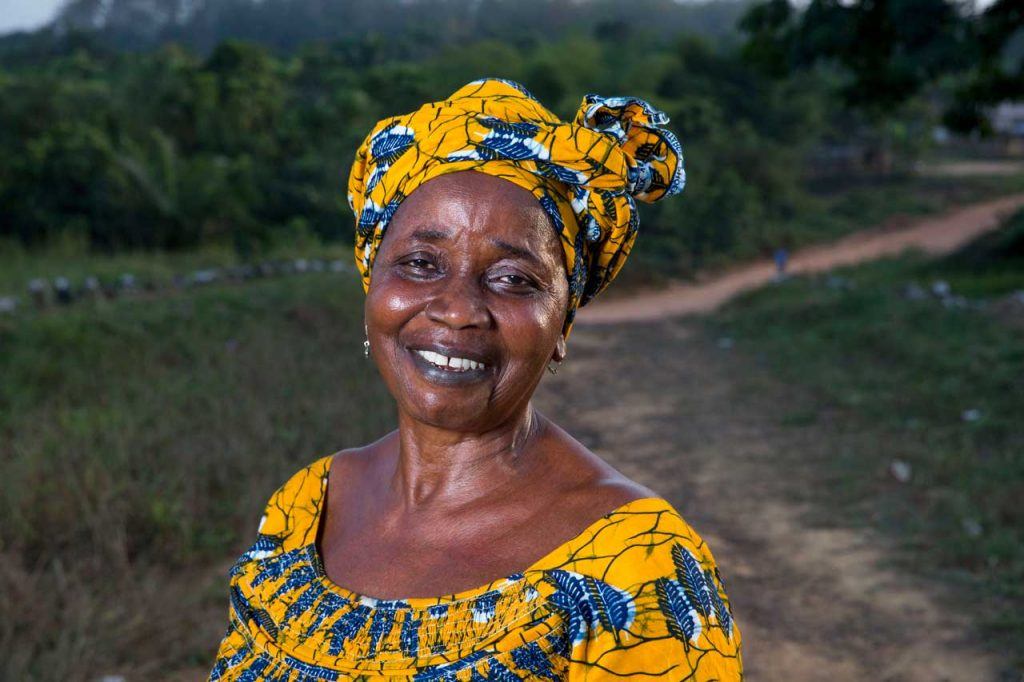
425, 275, 493, 329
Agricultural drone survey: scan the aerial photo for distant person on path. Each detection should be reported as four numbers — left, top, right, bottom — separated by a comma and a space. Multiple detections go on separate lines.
208, 78, 742, 681
773, 245, 789, 281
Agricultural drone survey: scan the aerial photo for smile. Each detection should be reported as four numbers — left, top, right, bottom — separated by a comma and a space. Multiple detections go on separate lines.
406, 346, 493, 385
413, 349, 487, 372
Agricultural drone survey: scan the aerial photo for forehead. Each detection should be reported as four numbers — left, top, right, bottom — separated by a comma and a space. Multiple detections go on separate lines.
384, 171, 558, 249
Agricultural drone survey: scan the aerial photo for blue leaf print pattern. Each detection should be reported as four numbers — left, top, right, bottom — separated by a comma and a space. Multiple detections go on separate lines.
357, 199, 384, 237
584, 575, 635, 633
281, 581, 325, 625
472, 590, 501, 623
304, 592, 349, 639
249, 547, 305, 588
357, 193, 405, 237
485, 658, 524, 681
545, 570, 592, 646
476, 131, 549, 161
370, 124, 415, 165
510, 641, 559, 681
538, 194, 564, 233
329, 604, 371, 655
400, 614, 421, 657
235, 655, 270, 682
448, 128, 549, 163
381, 193, 404, 226
536, 160, 585, 186
478, 117, 541, 139
269, 564, 317, 602
544, 569, 636, 647
655, 577, 702, 649
582, 214, 601, 243
704, 568, 733, 638
365, 163, 389, 195
672, 544, 713, 621
366, 606, 397, 656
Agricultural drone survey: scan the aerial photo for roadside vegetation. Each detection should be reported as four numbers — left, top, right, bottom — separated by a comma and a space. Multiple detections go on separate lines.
0, 273, 392, 678
712, 209, 1024, 663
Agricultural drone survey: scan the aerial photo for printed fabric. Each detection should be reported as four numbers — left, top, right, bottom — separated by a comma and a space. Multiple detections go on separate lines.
209, 456, 743, 680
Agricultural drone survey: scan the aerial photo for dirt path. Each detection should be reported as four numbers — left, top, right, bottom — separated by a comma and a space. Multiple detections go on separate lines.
544, 197, 1024, 679
577, 193, 1024, 324
916, 160, 1024, 177
534, 320, 1009, 681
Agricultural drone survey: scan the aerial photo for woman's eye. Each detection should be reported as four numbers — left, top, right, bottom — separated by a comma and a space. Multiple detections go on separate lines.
496, 273, 533, 288
403, 258, 435, 270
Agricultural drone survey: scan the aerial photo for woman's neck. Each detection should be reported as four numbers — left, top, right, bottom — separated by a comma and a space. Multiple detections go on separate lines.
387, 404, 545, 510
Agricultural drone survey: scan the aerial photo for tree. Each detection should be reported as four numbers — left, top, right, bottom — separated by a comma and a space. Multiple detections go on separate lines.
741, 0, 968, 117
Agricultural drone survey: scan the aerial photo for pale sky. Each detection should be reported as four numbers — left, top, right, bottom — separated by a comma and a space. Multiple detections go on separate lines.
0, 0, 1003, 36
0, 0, 64, 34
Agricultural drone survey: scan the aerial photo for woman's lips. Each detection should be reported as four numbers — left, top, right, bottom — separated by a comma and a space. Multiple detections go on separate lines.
407, 347, 493, 385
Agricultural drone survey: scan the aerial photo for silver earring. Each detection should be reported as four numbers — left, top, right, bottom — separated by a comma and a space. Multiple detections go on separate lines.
547, 360, 561, 374
363, 324, 370, 358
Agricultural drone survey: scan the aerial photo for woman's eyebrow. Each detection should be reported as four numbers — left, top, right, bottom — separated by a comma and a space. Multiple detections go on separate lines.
410, 228, 450, 242
488, 237, 542, 267
409, 227, 542, 267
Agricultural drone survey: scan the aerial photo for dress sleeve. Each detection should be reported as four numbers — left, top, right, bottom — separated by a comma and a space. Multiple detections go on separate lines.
206, 457, 333, 680
565, 504, 743, 681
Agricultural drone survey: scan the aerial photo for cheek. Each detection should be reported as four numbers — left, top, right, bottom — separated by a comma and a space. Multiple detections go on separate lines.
366, 273, 424, 329
493, 295, 565, 362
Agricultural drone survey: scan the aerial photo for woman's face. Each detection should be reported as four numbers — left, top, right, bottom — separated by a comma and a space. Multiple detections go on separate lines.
365, 171, 569, 432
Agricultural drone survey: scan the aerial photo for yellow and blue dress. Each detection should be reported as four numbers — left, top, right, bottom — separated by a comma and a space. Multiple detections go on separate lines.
209, 456, 743, 680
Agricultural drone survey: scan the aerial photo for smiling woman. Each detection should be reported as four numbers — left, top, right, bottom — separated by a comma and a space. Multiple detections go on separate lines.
367, 172, 569, 428
208, 78, 742, 681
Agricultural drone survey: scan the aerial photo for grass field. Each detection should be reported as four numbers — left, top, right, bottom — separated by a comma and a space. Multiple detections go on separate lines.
711, 209, 1024, 662
0, 271, 394, 679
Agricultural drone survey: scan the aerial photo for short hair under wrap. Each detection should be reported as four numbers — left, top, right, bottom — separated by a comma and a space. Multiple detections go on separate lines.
347, 78, 685, 340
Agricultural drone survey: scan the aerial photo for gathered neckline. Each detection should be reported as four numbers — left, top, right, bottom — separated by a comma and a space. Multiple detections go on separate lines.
304, 453, 667, 610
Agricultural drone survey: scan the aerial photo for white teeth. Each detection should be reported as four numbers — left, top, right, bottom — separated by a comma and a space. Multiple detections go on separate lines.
414, 349, 486, 371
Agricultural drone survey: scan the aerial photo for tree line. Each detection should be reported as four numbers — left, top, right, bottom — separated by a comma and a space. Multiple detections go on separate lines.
0, 0, 1020, 273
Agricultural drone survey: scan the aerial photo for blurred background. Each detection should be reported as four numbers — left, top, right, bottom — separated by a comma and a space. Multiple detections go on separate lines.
1, 0, 1022, 679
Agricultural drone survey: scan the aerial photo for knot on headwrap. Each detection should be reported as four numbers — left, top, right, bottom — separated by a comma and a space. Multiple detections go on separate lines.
347, 77, 685, 340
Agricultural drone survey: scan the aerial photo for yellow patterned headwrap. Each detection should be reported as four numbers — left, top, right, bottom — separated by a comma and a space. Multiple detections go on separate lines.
347, 78, 685, 340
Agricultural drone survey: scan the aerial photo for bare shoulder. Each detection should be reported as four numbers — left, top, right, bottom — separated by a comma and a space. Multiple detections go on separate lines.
327, 430, 398, 478
538, 414, 661, 516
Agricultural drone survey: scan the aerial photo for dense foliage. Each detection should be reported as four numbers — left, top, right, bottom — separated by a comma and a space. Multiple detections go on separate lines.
0, 23, 834, 274
2, 0, 1019, 275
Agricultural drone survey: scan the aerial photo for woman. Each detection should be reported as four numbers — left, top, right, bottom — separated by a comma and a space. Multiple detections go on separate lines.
209, 79, 742, 680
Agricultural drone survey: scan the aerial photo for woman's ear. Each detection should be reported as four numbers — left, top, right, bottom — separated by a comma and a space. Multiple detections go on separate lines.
553, 336, 567, 363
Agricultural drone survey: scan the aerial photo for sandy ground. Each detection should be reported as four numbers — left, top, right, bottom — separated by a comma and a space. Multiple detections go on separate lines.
535, 321, 1012, 681
552, 195, 1024, 680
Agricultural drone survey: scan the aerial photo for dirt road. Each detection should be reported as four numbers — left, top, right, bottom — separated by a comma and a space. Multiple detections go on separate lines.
536, 320, 1009, 681
547, 196, 1024, 679
578, 193, 1024, 324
